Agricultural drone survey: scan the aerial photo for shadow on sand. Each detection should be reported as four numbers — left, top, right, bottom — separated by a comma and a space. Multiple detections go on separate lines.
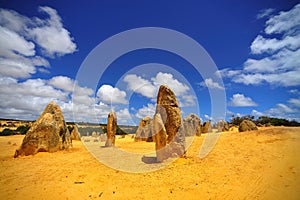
141, 155, 157, 164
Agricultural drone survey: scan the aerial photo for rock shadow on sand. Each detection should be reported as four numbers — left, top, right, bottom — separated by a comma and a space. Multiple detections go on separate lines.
141, 155, 157, 164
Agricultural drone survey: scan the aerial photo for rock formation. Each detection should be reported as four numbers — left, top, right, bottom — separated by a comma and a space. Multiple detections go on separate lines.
105, 111, 117, 147
153, 113, 168, 162
155, 85, 182, 143
217, 120, 229, 132
71, 125, 81, 140
239, 120, 258, 132
14, 101, 72, 158
202, 121, 212, 133
134, 116, 153, 142
181, 113, 202, 136
153, 85, 185, 162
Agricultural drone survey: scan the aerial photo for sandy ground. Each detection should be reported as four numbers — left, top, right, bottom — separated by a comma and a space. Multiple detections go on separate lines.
0, 127, 300, 200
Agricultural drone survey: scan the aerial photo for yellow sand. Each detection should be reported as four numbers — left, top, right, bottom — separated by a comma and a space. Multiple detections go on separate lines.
0, 127, 299, 200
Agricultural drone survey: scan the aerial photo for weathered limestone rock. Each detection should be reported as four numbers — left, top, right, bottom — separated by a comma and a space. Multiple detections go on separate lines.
14, 101, 71, 158
182, 113, 202, 136
135, 116, 153, 142
71, 125, 81, 140
153, 85, 185, 162
155, 85, 182, 143
239, 120, 258, 132
217, 120, 229, 132
105, 111, 117, 147
202, 121, 212, 133
153, 113, 168, 162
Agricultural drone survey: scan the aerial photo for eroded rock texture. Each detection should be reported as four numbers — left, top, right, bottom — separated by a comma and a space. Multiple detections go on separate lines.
105, 111, 117, 147
14, 101, 71, 157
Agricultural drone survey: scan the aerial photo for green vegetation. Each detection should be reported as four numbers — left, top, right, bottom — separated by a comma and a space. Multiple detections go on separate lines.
67, 125, 74, 133
0, 125, 30, 136
16, 125, 30, 134
230, 115, 300, 126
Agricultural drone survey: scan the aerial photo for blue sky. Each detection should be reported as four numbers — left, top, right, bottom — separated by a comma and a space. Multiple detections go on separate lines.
0, 0, 299, 125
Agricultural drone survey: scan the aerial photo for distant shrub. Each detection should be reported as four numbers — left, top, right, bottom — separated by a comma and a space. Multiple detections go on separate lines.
67, 126, 74, 133
231, 115, 300, 127
0, 125, 30, 136
16, 125, 30, 135
0, 128, 15, 136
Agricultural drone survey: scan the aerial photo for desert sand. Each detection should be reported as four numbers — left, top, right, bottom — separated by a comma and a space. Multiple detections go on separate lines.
0, 127, 299, 200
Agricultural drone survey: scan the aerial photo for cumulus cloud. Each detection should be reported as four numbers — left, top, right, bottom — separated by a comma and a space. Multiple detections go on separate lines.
198, 78, 224, 90
288, 98, 300, 107
151, 72, 189, 96
267, 103, 296, 115
48, 76, 75, 92
180, 95, 196, 107
256, 8, 275, 19
0, 56, 49, 78
289, 89, 300, 95
220, 4, 300, 87
251, 109, 264, 117
228, 93, 258, 107
135, 103, 156, 119
204, 114, 213, 121
0, 26, 35, 57
264, 4, 300, 35
97, 85, 127, 104
0, 75, 115, 123
124, 72, 195, 107
123, 74, 157, 98
0, 76, 67, 120
0, 6, 77, 79
29, 6, 77, 57
116, 108, 132, 124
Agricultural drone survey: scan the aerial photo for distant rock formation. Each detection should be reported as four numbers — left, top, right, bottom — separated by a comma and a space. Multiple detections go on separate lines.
14, 101, 72, 158
153, 85, 185, 162
181, 113, 202, 136
134, 116, 153, 142
202, 121, 212, 133
238, 120, 258, 132
71, 125, 81, 140
217, 120, 229, 132
105, 111, 117, 147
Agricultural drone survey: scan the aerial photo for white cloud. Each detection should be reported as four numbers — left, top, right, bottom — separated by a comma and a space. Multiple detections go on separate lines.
135, 103, 156, 119
29, 6, 77, 57
251, 109, 264, 117
264, 4, 300, 35
289, 89, 300, 95
221, 4, 300, 87
151, 72, 189, 96
228, 93, 258, 107
288, 98, 300, 107
0, 75, 107, 123
204, 114, 213, 121
0, 6, 77, 79
250, 34, 300, 55
0, 8, 30, 32
97, 85, 127, 104
180, 95, 196, 107
123, 74, 157, 98
124, 72, 195, 107
116, 108, 132, 124
0, 26, 35, 57
257, 8, 275, 19
267, 103, 296, 116
48, 76, 75, 92
0, 56, 49, 78
198, 78, 224, 90
0, 77, 67, 119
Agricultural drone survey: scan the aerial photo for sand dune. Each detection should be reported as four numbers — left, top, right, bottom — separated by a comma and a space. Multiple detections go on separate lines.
0, 127, 299, 199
